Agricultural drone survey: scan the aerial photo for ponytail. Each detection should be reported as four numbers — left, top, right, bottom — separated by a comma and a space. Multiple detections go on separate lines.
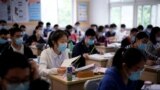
112, 48, 126, 69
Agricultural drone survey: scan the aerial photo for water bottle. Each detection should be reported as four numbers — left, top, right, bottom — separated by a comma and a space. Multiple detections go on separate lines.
67, 67, 72, 81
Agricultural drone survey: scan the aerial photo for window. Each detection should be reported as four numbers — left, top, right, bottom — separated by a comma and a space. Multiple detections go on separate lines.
41, 0, 73, 27
58, 0, 73, 27
110, 0, 133, 3
110, 7, 121, 26
110, 5, 133, 28
137, 5, 151, 27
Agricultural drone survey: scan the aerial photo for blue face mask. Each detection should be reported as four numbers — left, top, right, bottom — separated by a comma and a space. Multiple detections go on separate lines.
87, 39, 94, 46
15, 37, 23, 45
58, 43, 67, 52
0, 38, 8, 44
131, 36, 135, 42
7, 81, 30, 90
138, 44, 147, 50
129, 70, 143, 81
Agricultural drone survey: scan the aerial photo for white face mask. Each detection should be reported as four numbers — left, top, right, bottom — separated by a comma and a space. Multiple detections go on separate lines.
6, 81, 30, 90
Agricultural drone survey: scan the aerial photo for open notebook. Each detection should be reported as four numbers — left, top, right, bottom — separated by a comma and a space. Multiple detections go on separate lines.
61, 55, 81, 67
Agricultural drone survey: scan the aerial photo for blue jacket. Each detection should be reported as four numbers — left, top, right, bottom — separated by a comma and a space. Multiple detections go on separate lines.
98, 67, 143, 90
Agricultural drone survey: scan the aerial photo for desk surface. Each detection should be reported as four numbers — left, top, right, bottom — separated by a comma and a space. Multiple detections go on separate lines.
49, 75, 103, 85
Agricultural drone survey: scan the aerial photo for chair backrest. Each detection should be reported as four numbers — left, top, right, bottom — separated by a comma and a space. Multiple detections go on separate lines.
84, 78, 102, 90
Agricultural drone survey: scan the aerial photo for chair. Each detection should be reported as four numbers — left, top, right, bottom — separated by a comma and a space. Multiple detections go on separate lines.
84, 78, 102, 90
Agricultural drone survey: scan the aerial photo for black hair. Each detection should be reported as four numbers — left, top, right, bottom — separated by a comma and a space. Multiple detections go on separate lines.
112, 48, 146, 69
0, 29, 9, 35
66, 25, 73, 30
54, 24, 59, 28
75, 22, 80, 25
121, 24, 126, 28
46, 22, 51, 26
97, 26, 104, 32
91, 24, 98, 29
150, 27, 160, 45
110, 23, 117, 28
9, 28, 22, 36
137, 25, 144, 31
13, 23, 19, 28
85, 28, 96, 36
20, 25, 26, 29
147, 24, 153, 29
130, 28, 138, 33
0, 20, 7, 24
38, 21, 44, 26
0, 52, 30, 78
33, 25, 42, 35
135, 32, 149, 40
48, 30, 68, 47
30, 79, 49, 90
104, 25, 109, 28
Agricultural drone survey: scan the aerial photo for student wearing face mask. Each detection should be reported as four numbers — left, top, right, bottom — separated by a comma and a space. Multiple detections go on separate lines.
0, 52, 49, 90
20, 25, 29, 43
121, 28, 138, 48
43, 22, 52, 37
2, 28, 36, 60
0, 29, 10, 54
72, 29, 99, 68
98, 48, 146, 90
105, 24, 117, 38
26, 26, 46, 46
0, 20, 7, 30
126, 32, 149, 52
39, 30, 69, 78
144, 24, 153, 37
96, 26, 105, 44
146, 27, 160, 61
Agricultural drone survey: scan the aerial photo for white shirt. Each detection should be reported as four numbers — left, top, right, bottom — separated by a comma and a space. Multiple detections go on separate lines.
11, 44, 24, 54
39, 48, 69, 77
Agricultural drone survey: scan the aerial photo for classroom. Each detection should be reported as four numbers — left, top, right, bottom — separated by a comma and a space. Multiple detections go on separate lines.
0, 0, 160, 90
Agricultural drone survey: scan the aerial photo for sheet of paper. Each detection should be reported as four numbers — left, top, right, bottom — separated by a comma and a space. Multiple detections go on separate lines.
93, 67, 107, 73
141, 84, 160, 90
75, 64, 95, 72
88, 53, 114, 61
150, 65, 160, 70
61, 56, 80, 67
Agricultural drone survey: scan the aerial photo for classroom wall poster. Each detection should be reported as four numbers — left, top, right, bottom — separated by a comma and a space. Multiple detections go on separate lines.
0, 0, 10, 21
78, 2, 88, 22
28, 0, 41, 20
10, 0, 29, 22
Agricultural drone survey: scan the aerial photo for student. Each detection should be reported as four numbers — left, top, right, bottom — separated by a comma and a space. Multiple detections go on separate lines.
126, 32, 149, 51
0, 29, 9, 54
90, 24, 98, 32
146, 27, 160, 61
0, 20, 7, 30
104, 24, 109, 32
12, 23, 19, 28
116, 24, 127, 42
98, 48, 146, 90
65, 25, 76, 44
72, 29, 99, 68
43, 22, 52, 37
137, 25, 144, 32
105, 23, 117, 38
2, 28, 36, 60
53, 24, 59, 31
144, 24, 153, 37
96, 26, 105, 44
121, 28, 138, 48
38, 21, 44, 27
39, 30, 69, 77
20, 25, 29, 43
26, 26, 46, 46
0, 52, 49, 90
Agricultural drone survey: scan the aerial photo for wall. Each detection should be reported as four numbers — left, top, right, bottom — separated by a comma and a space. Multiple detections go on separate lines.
89, 0, 109, 26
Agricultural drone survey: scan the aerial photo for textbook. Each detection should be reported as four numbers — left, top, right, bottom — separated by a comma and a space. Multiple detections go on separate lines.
61, 55, 80, 67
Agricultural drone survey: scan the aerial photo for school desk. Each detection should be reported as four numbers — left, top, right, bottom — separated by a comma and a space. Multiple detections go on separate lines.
86, 53, 115, 67
49, 75, 103, 90
141, 65, 160, 84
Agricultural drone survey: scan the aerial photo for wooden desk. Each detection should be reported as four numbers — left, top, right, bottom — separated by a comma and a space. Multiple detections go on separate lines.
141, 65, 160, 84
49, 75, 103, 90
86, 53, 114, 67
